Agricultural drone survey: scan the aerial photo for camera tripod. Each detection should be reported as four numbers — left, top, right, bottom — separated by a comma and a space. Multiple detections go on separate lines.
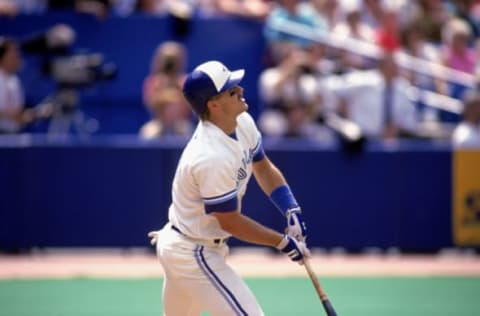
36, 88, 99, 139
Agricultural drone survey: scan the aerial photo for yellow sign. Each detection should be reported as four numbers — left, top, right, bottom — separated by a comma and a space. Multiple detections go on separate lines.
453, 150, 480, 246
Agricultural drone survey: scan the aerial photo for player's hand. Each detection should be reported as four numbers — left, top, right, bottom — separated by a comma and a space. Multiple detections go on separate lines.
286, 207, 307, 241
148, 231, 160, 246
276, 235, 311, 265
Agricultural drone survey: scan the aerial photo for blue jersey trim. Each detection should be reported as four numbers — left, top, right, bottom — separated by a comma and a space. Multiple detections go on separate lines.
253, 146, 265, 162
205, 196, 238, 213
203, 189, 238, 205
252, 140, 265, 162
194, 246, 247, 316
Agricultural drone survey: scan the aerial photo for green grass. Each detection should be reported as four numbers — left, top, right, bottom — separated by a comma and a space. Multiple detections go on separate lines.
0, 277, 479, 316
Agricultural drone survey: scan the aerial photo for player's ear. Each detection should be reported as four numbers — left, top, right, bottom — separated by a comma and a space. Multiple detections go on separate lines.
206, 99, 220, 113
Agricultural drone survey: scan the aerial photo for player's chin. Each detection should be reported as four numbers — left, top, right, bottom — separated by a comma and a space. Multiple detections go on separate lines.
235, 104, 248, 115
240, 99, 248, 110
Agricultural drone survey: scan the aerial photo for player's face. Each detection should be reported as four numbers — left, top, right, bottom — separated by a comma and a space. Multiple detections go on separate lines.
216, 85, 248, 117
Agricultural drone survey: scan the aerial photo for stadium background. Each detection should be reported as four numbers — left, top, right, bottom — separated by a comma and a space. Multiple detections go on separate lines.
1, 7, 480, 316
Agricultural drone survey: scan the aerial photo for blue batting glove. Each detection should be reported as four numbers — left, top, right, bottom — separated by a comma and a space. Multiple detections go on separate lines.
286, 207, 307, 241
276, 235, 310, 264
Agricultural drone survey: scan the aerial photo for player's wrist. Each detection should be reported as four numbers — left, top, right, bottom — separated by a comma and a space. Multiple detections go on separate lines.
269, 185, 299, 216
275, 234, 290, 250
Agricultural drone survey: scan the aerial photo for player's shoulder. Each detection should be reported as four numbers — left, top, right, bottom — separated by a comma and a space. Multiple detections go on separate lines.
189, 146, 232, 177
185, 130, 230, 164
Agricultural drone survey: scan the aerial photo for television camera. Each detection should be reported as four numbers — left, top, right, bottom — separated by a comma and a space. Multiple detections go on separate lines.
21, 24, 117, 137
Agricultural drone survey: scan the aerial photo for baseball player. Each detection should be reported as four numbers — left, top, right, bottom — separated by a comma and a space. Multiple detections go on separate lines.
148, 60, 309, 316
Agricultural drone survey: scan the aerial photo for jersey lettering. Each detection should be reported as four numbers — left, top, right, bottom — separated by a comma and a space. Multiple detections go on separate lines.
237, 147, 255, 182
241, 148, 255, 169
237, 168, 247, 180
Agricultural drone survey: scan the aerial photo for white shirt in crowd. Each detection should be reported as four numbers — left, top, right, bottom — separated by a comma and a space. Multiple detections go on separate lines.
452, 122, 480, 149
259, 67, 319, 107
0, 69, 24, 133
332, 70, 418, 138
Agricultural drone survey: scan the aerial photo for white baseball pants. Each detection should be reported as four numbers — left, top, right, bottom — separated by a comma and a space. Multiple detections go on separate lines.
155, 224, 265, 316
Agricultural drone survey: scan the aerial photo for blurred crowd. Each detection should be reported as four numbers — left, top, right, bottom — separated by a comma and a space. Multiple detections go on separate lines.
258, 0, 480, 148
1, 0, 480, 148
0, 0, 274, 18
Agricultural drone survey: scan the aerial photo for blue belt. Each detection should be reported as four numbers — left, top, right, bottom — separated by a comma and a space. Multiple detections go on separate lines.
171, 225, 229, 245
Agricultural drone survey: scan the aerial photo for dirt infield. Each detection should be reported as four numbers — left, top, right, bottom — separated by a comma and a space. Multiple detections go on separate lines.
1, 248, 479, 279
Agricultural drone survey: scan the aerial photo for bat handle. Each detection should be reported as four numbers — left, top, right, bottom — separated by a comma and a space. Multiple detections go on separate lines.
304, 259, 339, 316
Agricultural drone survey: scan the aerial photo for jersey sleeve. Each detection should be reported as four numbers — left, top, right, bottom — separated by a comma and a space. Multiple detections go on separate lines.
238, 112, 265, 162
194, 156, 238, 213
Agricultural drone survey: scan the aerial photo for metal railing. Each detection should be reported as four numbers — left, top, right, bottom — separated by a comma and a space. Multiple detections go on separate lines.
268, 19, 477, 113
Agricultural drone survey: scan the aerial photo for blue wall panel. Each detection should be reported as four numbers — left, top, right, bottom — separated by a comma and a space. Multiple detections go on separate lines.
0, 140, 453, 251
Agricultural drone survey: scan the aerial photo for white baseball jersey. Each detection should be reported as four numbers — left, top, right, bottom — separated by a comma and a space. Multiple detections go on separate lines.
168, 111, 264, 240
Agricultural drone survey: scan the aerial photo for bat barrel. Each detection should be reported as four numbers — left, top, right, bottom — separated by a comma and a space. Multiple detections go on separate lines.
321, 299, 338, 316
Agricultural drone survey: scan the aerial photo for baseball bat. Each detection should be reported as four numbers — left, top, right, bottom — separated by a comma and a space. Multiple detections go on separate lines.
304, 258, 338, 316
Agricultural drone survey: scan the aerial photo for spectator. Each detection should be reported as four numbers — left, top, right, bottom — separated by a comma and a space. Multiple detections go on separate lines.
48, 0, 111, 18
334, 1, 374, 42
0, 0, 18, 16
450, 0, 480, 42
0, 37, 33, 134
408, 0, 450, 44
359, 0, 384, 29
132, 0, 170, 15
333, 53, 419, 140
296, 0, 344, 71
263, 0, 318, 64
375, 6, 401, 53
452, 91, 480, 148
438, 18, 477, 122
400, 22, 440, 88
332, 1, 376, 71
441, 18, 477, 76
213, 0, 274, 20
297, 0, 340, 33
140, 41, 193, 139
400, 21, 441, 122
258, 45, 335, 141
111, 0, 159, 16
